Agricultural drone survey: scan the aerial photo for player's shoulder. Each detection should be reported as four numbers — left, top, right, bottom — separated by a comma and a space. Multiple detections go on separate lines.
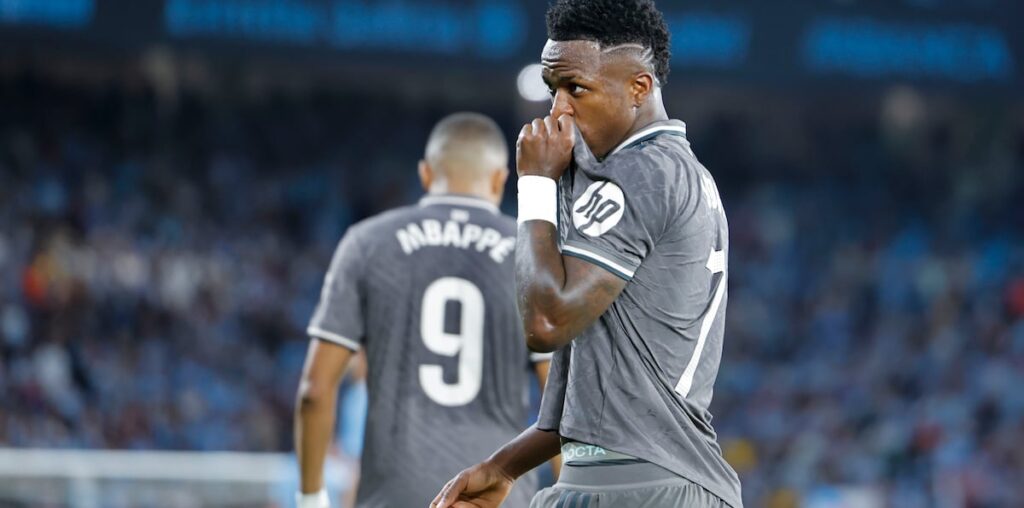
340, 204, 420, 247
589, 121, 706, 208
609, 120, 701, 183
345, 198, 516, 247
418, 194, 517, 234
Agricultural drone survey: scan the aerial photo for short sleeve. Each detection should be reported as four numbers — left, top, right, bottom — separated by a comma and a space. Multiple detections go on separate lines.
307, 228, 366, 351
536, 346, 570, 431
562, 153, 676, 281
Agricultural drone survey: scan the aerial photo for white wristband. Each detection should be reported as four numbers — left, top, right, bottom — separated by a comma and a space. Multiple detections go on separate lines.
517, 175, 558, 226
296, 489, 330, 508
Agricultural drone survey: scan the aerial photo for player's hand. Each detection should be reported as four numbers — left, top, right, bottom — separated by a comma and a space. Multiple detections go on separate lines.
430, 461, 515, 508
516, 114, 576, 180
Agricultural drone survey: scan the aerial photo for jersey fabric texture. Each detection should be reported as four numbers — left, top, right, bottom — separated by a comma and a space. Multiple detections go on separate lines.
308, 194, 545, 508
536, 120, 743, 508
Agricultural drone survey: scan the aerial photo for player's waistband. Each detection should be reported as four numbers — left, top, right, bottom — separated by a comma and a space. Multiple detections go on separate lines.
560, 440, 647, 466
556, 460, 689, 490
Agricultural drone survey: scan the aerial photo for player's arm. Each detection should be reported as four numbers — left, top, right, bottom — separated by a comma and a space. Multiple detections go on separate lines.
295, 339, 354, 504
517, 226, 626, 352
532, 360, 562, 479
431, 425, 561, 508
298, 226, 367, 507
516, 115, 627, 352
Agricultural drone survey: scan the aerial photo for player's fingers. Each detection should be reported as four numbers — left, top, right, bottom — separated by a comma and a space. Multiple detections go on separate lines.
429, 481, 448, 507
434, 475, 466, 508
531, 118, 545, 138
543, 115, 558, 138
518, 123, 532, 143
430, 479, 454, 507
557, 114, 576, 141
432, 480, 455, 507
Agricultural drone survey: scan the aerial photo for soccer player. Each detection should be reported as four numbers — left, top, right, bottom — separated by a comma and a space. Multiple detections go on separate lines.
296, 113, 552, 508
432, 1, 742, 507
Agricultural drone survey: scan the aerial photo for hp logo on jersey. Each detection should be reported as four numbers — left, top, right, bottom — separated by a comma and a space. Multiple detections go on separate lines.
573, 181, 625, 237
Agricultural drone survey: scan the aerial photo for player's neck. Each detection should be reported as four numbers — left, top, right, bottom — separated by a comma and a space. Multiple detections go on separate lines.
625, 98, 669, 141
426, 182, 497, 206
594, 100, 669, 161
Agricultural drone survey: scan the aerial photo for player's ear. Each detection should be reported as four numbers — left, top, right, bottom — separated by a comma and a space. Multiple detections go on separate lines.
631, 72, 655, 107
491, 167, 509, 205
418, 160, 433, 192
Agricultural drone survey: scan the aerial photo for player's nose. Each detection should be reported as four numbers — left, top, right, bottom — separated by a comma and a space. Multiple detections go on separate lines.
550, 90, 573, 118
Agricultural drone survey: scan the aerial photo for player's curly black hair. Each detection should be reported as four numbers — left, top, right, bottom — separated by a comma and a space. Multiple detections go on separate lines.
546, 0, 672, 85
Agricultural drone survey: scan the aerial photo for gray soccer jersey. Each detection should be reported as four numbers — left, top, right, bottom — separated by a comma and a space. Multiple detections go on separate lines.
308, 194, 544, 508
536, 120, 743, 508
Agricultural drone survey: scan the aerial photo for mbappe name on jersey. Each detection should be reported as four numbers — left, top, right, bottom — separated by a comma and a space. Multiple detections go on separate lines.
395, 218, 514, 263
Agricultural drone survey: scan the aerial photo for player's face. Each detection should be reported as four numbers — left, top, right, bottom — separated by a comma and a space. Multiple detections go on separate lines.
541, 40, 641, 159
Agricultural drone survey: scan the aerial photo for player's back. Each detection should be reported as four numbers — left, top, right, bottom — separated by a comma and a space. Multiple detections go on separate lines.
310, 194, 537, 508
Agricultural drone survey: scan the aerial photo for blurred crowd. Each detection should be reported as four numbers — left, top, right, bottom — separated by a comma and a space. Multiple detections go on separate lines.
707, 92, 1024, 506
0, 75, 444, 452
0, 74, 1021, 507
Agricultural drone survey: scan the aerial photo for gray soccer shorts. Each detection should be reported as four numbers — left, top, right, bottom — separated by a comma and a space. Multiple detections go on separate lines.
529, 461, 729, 508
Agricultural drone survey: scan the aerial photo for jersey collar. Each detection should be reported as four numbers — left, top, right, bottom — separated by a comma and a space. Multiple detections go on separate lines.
419, 194, 499, 214
606, 120, 687, 158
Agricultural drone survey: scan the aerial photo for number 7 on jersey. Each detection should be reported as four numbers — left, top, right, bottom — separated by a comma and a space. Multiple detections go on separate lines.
675, 248, 726, 397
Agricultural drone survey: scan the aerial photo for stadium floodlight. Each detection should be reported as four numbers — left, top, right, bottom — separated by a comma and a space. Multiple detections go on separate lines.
516, 64, 550, 102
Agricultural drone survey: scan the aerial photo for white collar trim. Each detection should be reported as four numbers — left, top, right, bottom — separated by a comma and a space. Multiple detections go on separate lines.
419, 195, 499, 213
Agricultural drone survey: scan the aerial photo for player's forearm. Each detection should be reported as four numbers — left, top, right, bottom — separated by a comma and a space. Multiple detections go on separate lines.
516, 222, 619, 351
515, 222, 579, 350
295, 386, 338, 493
484, 425, 562, 480
531, 360, 562, 478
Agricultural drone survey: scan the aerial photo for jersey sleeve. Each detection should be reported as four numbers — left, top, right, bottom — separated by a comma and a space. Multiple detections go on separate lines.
307, 227, 367, 351
561, 152, 681, 281
535, 346, 570, 431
